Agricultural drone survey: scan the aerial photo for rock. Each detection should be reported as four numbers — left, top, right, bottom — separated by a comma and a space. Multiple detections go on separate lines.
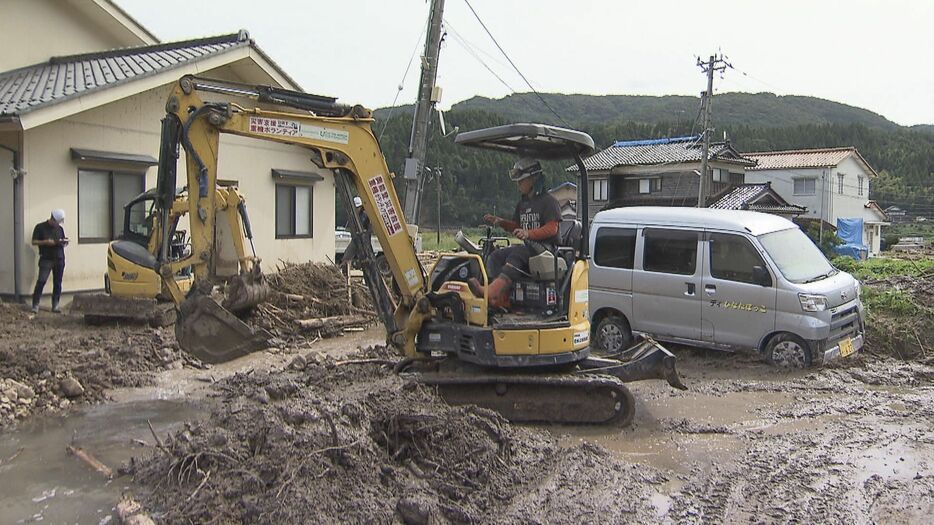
10, 379, 35, 400
4, 389, 18, 402
397, 496, 432, 525
289, 355, 307, 371
253, 388, 270, 405
60, 377, 85, 398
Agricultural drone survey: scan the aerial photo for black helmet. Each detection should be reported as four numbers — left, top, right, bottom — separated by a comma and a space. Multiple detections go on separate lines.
508, 157, 543, 182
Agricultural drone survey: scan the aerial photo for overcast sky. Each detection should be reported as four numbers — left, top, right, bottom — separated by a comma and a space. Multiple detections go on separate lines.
117, 0, 933, 126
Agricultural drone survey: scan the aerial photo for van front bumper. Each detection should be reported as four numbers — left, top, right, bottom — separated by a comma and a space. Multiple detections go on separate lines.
820, 333, 864, 363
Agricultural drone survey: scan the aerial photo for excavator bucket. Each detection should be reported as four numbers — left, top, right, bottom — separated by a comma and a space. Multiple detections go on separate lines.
175, 294, 271, 364
580, 336, 688, 390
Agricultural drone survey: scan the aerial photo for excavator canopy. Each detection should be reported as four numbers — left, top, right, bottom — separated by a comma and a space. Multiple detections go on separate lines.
453, 123, 595, 160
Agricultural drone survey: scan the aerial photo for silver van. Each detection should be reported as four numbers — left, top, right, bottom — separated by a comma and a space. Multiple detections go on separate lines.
588, 207, 865, 367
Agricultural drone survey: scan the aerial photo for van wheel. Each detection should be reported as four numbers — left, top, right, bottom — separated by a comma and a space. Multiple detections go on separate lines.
765, 333, 812, 368
594, 315, 633, 355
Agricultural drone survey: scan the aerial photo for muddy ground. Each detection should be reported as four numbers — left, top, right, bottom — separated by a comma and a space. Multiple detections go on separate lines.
0, 302, 185, 427
121, 344, 933, 524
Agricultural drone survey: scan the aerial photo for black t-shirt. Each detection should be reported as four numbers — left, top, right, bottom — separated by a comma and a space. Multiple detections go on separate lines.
512, 192, 562, 244
32, 221, 65, 261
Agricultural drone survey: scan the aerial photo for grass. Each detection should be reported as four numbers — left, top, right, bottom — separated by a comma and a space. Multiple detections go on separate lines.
418, 227, 491, 252
832, 255, 934, 280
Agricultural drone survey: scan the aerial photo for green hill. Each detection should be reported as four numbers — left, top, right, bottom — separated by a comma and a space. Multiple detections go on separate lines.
366, 92, 933, 226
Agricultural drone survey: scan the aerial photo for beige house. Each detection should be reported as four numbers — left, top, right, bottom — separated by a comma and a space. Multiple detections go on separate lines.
0, 0, 336, 302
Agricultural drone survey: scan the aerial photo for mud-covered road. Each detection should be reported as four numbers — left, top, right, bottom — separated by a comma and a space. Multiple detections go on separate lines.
559, 349, 934, 524
1, 301, 932, 523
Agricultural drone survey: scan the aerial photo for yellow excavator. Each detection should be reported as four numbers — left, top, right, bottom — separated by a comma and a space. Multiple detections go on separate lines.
150, 75, 685, 424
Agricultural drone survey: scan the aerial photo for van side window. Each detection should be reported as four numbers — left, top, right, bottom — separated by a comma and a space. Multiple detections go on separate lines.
594, 227, 636, 269
709, 233, 767, 284
643, 229, 697, 275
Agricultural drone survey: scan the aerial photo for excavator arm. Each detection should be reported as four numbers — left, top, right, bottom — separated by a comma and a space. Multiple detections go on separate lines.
157, 76, 431, 361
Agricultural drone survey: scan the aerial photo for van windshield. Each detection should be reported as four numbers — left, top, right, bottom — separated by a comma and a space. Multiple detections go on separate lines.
757, 227, 836, 283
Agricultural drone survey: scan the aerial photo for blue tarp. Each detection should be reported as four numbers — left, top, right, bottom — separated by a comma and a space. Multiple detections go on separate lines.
834, 218, 868, 260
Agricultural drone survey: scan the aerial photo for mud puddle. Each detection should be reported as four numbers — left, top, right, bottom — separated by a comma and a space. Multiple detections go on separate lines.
0, 400, 200, 524
0, 327, 385, 523
109, 325, 385, 403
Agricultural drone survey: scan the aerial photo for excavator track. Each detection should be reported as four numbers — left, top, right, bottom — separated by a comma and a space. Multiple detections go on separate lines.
405, 368, 636, 426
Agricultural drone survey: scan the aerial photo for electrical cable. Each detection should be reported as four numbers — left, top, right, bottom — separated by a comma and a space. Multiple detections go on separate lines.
378, 11, 432, 141
462, 0, 571, 127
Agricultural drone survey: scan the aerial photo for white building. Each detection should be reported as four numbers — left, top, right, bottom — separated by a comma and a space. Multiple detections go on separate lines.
745, 147, 889, 256
0, 0, 337, 302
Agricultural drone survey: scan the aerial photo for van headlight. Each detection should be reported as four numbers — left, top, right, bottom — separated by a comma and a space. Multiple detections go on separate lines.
855, 281, 861, 299
798, 293, 828, 312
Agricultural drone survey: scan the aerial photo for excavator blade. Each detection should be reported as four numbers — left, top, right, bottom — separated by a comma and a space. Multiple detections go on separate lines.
175, 295, 270, 364
407, 370, 636, 426
69, 293, 176, 327
581, 337, 688, 390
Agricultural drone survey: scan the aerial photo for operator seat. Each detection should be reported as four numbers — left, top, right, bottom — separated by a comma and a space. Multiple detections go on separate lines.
111, 239, 158, 270
528, 219, 580, 281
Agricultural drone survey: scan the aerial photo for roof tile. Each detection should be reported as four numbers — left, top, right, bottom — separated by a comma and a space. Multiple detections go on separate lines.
0, 33, 250, 117
576, 136, 755, 171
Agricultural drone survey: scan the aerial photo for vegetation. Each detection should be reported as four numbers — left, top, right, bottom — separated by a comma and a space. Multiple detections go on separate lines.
832, 255, 934, 360
363, 91, 932, 227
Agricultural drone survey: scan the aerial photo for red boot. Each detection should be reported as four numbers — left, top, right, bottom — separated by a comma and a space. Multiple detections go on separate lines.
487, 276, 512, 310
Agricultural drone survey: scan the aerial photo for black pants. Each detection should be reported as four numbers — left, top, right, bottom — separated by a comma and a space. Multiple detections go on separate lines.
32, 258, 65, 308
487, 245, 531, 282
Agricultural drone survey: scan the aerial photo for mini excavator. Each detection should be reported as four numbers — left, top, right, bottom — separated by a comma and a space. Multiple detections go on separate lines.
149, 75, 686, 424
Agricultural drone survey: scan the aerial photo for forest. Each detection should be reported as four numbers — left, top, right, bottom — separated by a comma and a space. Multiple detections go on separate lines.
366, 92, 934, 227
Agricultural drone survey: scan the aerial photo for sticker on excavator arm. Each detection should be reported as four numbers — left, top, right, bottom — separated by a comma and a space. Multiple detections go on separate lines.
248, 117, 349, 144
575, 289, 589, 303
404, 268, 420, 288
368, 175, 403, 236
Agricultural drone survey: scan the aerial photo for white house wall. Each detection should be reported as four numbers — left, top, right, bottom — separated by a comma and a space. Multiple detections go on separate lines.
0, 0, 150, 72
11, 80, 335, 296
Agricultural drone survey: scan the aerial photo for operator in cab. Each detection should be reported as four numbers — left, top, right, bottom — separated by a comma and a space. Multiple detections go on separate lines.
469, 158, 561, 309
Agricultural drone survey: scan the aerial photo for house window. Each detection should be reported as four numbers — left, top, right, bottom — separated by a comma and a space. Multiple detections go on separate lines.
858, 175, 864, 197
592, 178, 609, 201
729, 171, 745, 185
275, 184, 313, 238
793, 178, 817, 196
77, 169, 146, 243
638, 178, 662, 194
837, 173, 845, 194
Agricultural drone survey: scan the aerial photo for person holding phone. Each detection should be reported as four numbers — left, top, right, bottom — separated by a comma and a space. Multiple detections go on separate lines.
31, 209, 68, 314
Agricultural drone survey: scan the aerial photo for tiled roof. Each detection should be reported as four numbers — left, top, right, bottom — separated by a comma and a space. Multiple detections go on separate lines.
745, 147, 855, 171
0, 32, 252, 117
575, 136, 755, 172
709, 182, 806, 215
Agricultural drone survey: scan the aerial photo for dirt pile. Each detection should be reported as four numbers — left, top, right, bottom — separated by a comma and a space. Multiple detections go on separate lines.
861, 269, 934, 362
129, 347, 666, 524
250, 262, 374, 342
0, 302, 185, 428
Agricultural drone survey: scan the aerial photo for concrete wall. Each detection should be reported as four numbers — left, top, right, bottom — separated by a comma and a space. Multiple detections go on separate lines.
0, 0, 149, 72
10, 77, 335, 296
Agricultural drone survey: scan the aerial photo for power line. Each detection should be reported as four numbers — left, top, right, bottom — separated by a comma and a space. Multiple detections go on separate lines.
378, 11, 431, 141
462, 0, 571, 128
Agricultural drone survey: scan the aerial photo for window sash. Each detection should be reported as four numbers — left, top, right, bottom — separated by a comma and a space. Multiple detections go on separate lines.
837, 174, 844, 194
78, 169, 144, 243
591, 179, 609, 201
793, 178, 816, 196
275, 184, 313, 238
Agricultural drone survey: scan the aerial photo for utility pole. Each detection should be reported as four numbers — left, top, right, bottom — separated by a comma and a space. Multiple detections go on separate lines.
696, 54, 729, 208
435, 167, 443, 245
403, 0, 446, 225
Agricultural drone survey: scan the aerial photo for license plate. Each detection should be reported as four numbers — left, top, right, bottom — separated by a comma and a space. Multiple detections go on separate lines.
839, 337, 855, 357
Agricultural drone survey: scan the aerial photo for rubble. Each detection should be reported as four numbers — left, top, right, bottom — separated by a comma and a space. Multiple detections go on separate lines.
127, 347, 666, 524
0, 302, 183, 428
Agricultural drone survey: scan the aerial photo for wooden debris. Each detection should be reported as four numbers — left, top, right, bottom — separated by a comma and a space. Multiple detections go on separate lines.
66, 445, 113, 478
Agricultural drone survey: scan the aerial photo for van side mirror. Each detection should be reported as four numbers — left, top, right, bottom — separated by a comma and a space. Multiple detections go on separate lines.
752, 265, 772, 287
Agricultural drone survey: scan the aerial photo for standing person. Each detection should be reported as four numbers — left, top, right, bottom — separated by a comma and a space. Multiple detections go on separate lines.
469, 158, 561, 309
31, 209, 68, 313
